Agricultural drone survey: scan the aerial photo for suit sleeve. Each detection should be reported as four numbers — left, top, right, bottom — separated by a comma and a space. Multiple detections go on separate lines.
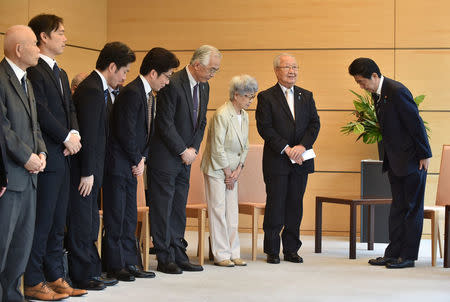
75, 87, 103, 177
255, 92, 289, 154
0, 87, 34, 166
299, 92, 320, 149
114, 89, 143, 165
27, 67, 70, 143
394, 88, 432, 160
154, 84, 189, 155
192, 83, 209, 151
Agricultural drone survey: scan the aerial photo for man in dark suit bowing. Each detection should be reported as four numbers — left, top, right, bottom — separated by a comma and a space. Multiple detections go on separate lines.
349, 58, 432, 269
256, 53, 320, 264
103, 47, 179, 280
67, 42, 135, 289
0, 25, 47, 302
24, 14, 87, 300
148, 45, 222, 274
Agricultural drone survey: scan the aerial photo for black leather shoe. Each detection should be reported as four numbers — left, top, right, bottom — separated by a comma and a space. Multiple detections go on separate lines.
76, 279, 106, 291
157, 262, 183, 274
267, 254, 280, 264
92, 276, 118, 286
127, 265, 156, 278
386, 258, 415, 269
284, 252, 303, 263
177, 261, 204, 272
368, 256, 396, 266
107, 268, 136, 281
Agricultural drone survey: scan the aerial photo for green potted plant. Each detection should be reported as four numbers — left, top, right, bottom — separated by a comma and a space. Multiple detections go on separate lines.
341, 90, 430, 159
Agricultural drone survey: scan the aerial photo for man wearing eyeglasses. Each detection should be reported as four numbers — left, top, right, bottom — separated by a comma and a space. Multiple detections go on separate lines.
148, 45, 222, 274
256, 53, 320, 264
103, 47, 179, 280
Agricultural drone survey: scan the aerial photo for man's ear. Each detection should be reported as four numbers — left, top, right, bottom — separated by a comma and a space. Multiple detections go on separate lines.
108, 62, 118, 73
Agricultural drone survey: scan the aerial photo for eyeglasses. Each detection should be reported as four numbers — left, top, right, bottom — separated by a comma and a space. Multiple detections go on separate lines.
201, 65, 220, 75
244, 94, 256, 100
161, 72, 173, 80
277, 65, 299, 71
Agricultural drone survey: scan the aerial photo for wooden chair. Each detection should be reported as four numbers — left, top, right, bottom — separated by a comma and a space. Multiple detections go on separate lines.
186, 148, 208, 266
425, 144, 450, 266
135, 174, 150, 270
238, 144, 266, 261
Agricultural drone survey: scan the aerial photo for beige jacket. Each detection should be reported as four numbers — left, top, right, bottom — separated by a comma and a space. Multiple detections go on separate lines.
201, 101, 249, 179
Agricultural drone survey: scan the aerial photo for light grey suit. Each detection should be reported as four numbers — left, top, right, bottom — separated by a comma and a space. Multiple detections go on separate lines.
0, 58, 46, 302
200, 101, 249, 262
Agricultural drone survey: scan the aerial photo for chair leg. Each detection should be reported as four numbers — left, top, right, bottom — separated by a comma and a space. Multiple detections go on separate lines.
97, 216, 103, 257
198, 209, 205, 266
431, 211, 437, 266
252, 207, 258, 261
437, 211, 444, 258
142, 215, 150, 271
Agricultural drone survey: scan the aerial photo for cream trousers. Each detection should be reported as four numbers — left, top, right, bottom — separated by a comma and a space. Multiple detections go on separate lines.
204, 174, 240, 262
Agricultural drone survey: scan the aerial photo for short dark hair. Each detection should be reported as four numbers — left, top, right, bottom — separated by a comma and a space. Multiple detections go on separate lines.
96, 42, 136, 71
140, 47, 180, 76
348, 57, 381, 79
28, 14, 63, 46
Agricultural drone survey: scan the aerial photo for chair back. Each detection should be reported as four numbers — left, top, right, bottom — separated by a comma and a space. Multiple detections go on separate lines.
187, 147, 206, 204
436, 145, 450, 206
238, 144, 266, 204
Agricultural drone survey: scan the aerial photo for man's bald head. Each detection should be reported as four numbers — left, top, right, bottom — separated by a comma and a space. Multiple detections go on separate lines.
4, 25, 40, 70
71, 72, 88, 94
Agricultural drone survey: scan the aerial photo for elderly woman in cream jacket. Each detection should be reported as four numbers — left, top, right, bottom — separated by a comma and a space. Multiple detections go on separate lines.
201, 75, 258, 267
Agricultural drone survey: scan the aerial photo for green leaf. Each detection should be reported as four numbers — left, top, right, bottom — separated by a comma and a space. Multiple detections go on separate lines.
354, 123, 365, 134
414, 95, 425, 106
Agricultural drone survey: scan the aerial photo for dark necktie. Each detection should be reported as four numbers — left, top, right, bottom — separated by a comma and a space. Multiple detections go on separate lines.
192, 83, 199, 128
53, 62, 60, 81
104, 89, 109, 105
372, 93, 381, 115
112, 89, 119, 97
21, 75, 28, 97
148, 92, 155, 137
53, 63, 63, 95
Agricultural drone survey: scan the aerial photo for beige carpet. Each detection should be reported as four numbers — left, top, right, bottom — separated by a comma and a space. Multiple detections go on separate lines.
67, 232, 450, 302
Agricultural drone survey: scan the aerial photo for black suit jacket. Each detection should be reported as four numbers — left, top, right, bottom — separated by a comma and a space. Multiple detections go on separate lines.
71, 71, 107, 184
149, 68, 209, 171
0, 58, 47, 191
256, 84, 320, 176
105, 76, 150, 178
27, 58, 78, 172
375, 77, 432, 176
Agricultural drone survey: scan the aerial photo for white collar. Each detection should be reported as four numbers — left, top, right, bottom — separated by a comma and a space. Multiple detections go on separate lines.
376, 75, 384, 95
278, 83, 293, 94
185, 66, 198, 89
94, 69, 109, 91
39, 54, 56, 69
5, 56, 26, 82
139, 74, 152, 96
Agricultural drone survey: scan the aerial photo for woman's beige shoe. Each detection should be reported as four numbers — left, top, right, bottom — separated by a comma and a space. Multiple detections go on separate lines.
214, 259, 235, 267
231, 258, 247, 266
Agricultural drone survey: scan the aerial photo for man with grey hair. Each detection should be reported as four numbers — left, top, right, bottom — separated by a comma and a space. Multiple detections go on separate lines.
0, 25, 47, 302
256, 53, 320, 264
148, 45, 222, 274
